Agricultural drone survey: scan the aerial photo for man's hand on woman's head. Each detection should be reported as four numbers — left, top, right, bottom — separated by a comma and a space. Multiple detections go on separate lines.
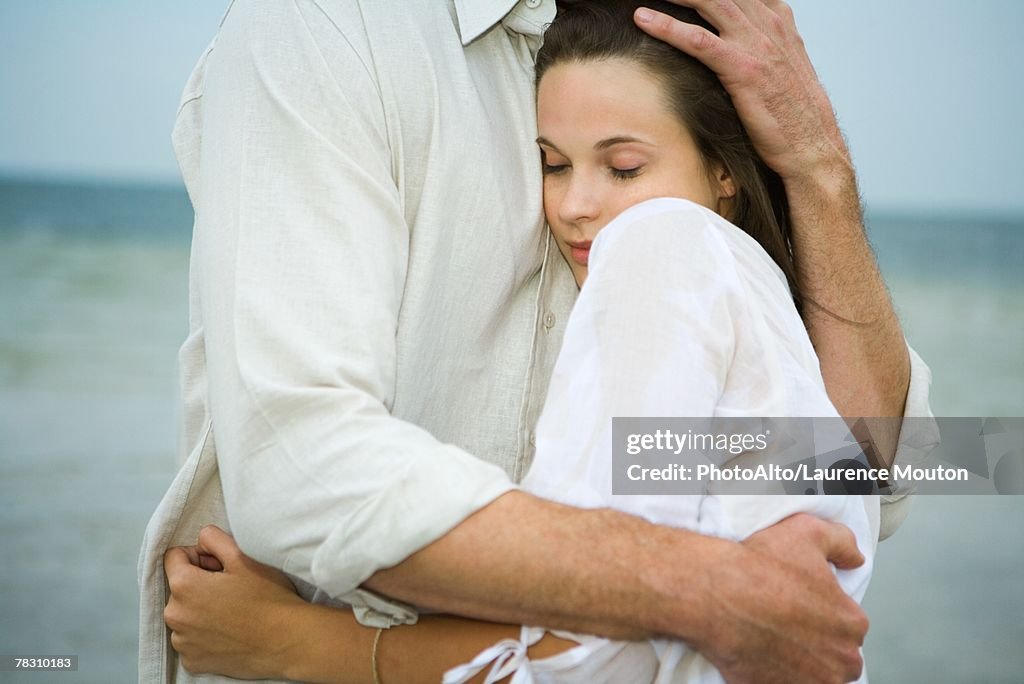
636, 2, 913, 424
634, 0, 852, 186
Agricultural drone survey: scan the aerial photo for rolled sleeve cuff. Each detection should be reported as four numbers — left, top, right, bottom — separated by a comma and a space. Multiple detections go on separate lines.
309, 445, 519, 598
880, 343, 940, 539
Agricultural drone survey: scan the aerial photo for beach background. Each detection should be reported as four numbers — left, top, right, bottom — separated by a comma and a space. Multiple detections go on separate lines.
1, 1, 1022, 682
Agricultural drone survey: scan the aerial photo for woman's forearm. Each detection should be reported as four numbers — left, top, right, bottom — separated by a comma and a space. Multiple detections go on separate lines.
277, 601, 579, 684
275, 603, 373, 684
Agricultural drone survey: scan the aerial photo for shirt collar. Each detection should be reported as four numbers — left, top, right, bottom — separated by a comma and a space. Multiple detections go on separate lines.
453, 0, 553, 46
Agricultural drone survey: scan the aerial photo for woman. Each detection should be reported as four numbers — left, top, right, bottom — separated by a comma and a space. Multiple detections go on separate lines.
164, 2, 876, 682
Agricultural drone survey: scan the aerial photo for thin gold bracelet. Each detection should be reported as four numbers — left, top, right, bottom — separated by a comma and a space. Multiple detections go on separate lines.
371, 627, 384, 684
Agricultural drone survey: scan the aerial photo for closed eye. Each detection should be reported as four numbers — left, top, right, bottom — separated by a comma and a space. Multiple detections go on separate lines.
611, 166, 642, 180
540, 150, 570, 175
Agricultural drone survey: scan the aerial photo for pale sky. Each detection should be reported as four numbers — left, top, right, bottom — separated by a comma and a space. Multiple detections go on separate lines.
1, 0, 1022, 214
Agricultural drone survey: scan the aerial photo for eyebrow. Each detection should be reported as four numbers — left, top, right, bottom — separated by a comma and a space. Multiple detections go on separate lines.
594, 135, 653, 151
535, 135, 653, 152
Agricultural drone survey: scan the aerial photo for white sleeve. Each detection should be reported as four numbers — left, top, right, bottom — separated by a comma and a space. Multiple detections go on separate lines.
878, 345, 939, 539
571, 200, 743, 418
523, 200, 744, 508
187, 1, 515, 597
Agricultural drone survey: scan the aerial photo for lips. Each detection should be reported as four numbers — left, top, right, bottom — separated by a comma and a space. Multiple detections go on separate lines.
567, 240, 592, 266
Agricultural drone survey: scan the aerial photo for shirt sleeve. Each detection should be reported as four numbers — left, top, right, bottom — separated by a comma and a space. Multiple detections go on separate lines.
183, 0, 516, 597
581, 201, 743, 419
522, 199, 743, 515
878, 345, 939, 539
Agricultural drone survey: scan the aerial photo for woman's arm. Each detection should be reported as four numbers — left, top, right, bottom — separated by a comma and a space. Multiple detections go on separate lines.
162, 526, 579, 684
284, 608, 579, 684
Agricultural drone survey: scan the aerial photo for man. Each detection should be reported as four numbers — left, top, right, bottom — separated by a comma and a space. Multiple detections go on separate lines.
140, 1, 934, 682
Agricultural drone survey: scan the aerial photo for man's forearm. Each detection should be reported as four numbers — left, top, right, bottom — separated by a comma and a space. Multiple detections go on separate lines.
787, 164, 910, 428
362, 490, 725, 642
362, 493, 871, 683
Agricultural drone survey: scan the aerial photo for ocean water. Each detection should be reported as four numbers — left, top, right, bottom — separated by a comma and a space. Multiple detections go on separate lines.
0, 179, 1022, 682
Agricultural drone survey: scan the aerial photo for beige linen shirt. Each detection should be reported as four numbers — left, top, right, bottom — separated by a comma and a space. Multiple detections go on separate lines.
138, 1, 934, 681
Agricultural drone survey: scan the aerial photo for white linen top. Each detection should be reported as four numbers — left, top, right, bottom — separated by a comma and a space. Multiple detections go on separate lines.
525, 198, 880, 555
444, 198, 878, 684
137, 2, 936, 681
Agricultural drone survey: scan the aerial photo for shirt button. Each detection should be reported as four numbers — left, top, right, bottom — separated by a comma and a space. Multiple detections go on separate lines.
529, 432, 537, 447
525, 0, 542, 7
543, 312, 556, 330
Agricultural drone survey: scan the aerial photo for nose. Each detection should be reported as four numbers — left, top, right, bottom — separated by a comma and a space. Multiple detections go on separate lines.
557, 173, 601, 228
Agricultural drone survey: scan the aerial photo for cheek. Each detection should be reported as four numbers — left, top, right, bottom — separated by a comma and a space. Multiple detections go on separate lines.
642, 168, 718, 210
542, 176, 562, 226
609, 177, 666, 216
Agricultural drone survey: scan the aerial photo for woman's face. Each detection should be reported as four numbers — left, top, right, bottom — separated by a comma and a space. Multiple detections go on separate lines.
537, 58, 733, 286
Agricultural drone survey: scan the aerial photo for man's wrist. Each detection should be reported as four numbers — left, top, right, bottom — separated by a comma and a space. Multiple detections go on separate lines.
784, 155, 861, 228
640, 528, 741, 648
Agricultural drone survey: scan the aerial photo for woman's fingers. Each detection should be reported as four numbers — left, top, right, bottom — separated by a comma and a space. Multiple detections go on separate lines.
163, 547, 199, 591
198, 554, 225, 572
195, 524, 297, 592
166, 525, 296, 603
165, 542, 225, 572
195, 524, 242, 568
163, 528, 305, 680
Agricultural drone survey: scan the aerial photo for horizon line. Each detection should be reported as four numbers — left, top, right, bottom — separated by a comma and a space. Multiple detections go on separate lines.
2, 170, 1022, 223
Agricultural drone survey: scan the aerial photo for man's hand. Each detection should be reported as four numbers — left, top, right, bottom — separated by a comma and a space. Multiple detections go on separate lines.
636, 0, 911, 426
692, 513, 868, 684
367, 491, 869, 683
163, 525, 306, 680
634, 0, 850, 185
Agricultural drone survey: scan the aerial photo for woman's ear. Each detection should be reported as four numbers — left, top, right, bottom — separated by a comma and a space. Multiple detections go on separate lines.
712, 162, 737, 219
716, 164, 737, 200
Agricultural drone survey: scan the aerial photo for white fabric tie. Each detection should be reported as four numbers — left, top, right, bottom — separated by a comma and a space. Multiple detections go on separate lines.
442, 629, 544, 684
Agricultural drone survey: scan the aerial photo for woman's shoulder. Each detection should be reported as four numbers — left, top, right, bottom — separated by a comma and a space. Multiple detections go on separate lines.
592, 197, 722, 249
588, 197, 786, 291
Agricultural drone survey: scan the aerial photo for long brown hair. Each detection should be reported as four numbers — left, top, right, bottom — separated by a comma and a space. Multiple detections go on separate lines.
536, 0, 802, 311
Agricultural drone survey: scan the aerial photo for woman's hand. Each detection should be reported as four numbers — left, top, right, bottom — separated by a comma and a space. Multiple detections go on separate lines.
163, 525, 309, 680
